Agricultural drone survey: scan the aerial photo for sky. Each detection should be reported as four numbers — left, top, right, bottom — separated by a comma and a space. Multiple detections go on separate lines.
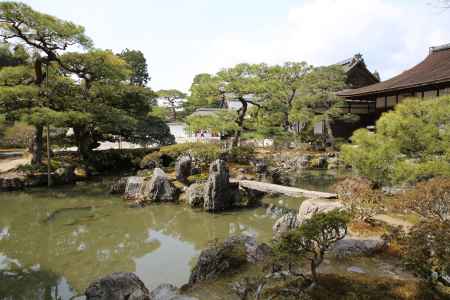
20, 0, 450, 93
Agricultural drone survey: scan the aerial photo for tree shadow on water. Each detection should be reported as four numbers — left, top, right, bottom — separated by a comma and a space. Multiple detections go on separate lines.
0, 268, 74, 300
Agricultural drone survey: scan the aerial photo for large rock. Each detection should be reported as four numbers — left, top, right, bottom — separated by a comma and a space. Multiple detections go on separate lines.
53, 166, 76, 185
143, 168, 177, 202
188, 235, 270, 285
273, 212, 299, 238
331, 236, 387, 257
186, 183, 205, 208
271, 199, 343, 238
110, 177, 128, 194
149, 284, 198, 300
0, 172, 48, 191
0, 173, 25, 191
297, 199, 344, 226
203, 160, 233, 212
175, 155, 192, 183
85, 272, 150, 300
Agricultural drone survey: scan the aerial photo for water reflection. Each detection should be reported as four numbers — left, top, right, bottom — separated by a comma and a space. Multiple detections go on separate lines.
0, 181, 274, 299
283, 169, 349, 192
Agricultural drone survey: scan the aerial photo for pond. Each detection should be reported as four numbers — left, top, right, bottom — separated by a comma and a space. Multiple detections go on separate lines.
0, 171, 411, 300
282, 169, 350, 192
0, 180, 274, 299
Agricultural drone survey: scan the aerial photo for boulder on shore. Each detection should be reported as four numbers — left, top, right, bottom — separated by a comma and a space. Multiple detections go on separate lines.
85, 272, 150, 300
297, 198, 344, 226
149, 283, 198, 300
272, 199, 344, 238
203, 159, 234, 212
0, 173, 25, 191
331, 236, 387, 257
143, 168, 177, 202
175, 155, 192, 183
272, 212, 299, 238
186, 183, 205, 208
188, 235, 271, 285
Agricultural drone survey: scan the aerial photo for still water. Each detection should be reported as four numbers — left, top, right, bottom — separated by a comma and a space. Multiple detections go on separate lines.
0, 180, 274, 299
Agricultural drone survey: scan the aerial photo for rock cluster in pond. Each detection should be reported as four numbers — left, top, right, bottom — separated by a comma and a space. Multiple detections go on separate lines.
186, 183, 205, 208
122, 169, 178, 203
203, 159, 239, 212
110, 177, 128, 194
175, 155, 192, 183
143, 168, 178, 202
85, 272, 150, 300
85, 273, 198, 300
188, 235, 272, 285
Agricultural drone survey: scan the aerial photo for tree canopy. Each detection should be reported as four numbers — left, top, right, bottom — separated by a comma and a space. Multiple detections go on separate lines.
342, 96, 450, 186
118, 48, 150, 86
0, 2, 173, 164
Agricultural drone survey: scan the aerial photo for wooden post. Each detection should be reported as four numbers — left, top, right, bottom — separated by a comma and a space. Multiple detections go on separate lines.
46, 125, 52, 187
45, 63, 52, 187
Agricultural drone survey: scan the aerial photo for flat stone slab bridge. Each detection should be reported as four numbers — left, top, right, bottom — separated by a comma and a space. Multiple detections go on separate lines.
232, 179, 337, 199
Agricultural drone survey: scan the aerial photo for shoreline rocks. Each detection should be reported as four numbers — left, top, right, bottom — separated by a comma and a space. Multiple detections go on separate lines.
85, 272, 150, 300
150, 284, 198, 300
297, 198, 344, 226
0, 167, 76, 192
188, 235, 271, 285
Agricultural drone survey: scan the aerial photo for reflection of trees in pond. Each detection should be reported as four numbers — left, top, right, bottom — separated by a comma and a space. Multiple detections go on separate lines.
0, 193, 161, 293
145, 205, 273, 250
0, 183, 274, 296
287, 170, 346, 192
0, 267, 65, 300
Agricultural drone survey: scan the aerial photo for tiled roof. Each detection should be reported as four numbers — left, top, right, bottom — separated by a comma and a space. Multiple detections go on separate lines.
338, 44, 450, 98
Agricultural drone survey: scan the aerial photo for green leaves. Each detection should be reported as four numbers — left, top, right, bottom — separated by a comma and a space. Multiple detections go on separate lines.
186, 110, 238, 135
61, 50, 131, 84
342, 96, 450, 185
0, 2, 93, 52
118, 49, 150, 86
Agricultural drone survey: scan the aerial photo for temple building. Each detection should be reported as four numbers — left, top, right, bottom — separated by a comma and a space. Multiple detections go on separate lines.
336, 43, 450, 137
325, 54, 380, 138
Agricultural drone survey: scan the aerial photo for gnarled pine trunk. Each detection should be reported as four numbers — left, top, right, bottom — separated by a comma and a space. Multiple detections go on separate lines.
73, 126, 93, 161
31, 125, 44, 165
232, 98, 248, 148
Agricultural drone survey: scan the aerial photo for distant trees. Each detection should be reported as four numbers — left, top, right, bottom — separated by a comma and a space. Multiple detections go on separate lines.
342, 96, 450, 186
186, 64, 268, 146
157, 89, 186, 121
186, 110, 238, 137
184, 62, 354, 146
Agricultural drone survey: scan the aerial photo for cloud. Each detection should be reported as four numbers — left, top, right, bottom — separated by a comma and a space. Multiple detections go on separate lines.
190, 0, 450, 90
